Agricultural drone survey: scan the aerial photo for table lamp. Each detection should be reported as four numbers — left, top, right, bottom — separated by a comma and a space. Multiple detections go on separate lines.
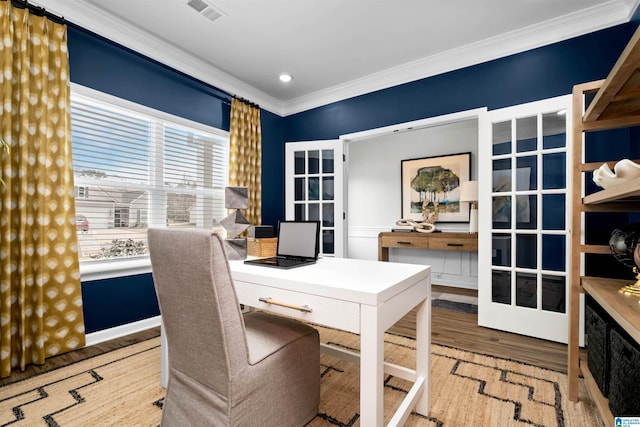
460, 180, 478, 233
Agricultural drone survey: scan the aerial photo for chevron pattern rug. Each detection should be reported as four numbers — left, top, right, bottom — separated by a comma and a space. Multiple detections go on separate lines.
0, 326, 602, 426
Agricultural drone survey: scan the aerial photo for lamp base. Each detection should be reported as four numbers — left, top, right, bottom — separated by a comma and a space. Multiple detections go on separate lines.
619, 268, 640, 299
469, 207, 478, 233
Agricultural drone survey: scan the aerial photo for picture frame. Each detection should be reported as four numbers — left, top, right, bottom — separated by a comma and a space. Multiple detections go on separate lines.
401, 152, 471, 223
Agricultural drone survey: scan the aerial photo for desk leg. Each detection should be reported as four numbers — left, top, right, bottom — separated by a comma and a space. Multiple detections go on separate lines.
360, 304, 384, 427
414, 292, 430, 416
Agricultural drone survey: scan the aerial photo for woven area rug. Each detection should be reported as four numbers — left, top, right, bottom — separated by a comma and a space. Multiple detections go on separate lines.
0, 326, 602, 426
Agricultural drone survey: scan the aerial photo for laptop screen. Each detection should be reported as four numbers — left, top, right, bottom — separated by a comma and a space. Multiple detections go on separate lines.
277, 221, 320, 259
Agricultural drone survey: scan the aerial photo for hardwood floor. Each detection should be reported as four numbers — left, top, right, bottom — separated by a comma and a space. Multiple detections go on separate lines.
0, 285, 570, 385
390, 285, 570, 373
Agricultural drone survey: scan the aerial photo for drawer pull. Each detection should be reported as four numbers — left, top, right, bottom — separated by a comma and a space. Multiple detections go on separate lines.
259, 297, 313, 313
397, 241, 412, 245
447, 243, 464, 247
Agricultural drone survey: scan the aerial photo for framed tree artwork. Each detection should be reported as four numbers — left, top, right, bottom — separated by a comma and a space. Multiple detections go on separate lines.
401, 152, 471, 223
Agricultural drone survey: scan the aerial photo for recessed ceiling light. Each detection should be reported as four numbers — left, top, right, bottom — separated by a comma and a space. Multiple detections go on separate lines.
279, 73, 293, 83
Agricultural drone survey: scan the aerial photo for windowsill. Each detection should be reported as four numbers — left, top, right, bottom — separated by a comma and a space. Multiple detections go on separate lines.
80, 256, 152, 282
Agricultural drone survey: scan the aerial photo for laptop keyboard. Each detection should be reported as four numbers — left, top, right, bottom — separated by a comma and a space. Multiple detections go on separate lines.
276, 258, 304, 267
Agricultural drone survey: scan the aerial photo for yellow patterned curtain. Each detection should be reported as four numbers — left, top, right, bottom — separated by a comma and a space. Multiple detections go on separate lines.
229, 98, 262, 224
0, 1, 85, 378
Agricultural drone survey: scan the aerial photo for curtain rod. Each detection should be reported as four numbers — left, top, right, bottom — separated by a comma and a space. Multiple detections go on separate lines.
9, 0, 65, 24
233, 95, 260, 110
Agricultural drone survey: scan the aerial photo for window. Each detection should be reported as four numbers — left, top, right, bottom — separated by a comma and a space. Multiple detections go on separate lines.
71, 85, 229, 263
74, 186, 90, 198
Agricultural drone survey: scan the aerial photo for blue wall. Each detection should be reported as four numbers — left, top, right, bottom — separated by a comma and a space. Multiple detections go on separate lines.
67, 20, 638, 332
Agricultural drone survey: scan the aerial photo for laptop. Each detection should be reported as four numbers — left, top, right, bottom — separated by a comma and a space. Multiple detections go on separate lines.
244, 221, 320, 269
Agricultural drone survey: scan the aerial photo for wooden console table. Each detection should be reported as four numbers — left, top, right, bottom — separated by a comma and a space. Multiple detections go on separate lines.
378, 231, 478, 261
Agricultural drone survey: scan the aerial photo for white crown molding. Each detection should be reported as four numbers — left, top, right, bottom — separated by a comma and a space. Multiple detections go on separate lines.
282, 0, 632, 116
36, 0, 636, 118
35, 0, 286, 115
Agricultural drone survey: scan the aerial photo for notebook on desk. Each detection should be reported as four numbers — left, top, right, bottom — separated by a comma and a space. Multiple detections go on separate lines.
243, 220, 320, 269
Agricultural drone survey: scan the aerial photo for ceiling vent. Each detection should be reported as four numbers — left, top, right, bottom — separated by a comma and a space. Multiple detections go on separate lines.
186, 0, 225, 22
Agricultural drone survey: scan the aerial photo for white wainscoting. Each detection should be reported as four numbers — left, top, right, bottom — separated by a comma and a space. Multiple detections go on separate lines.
348, 226, 478, 289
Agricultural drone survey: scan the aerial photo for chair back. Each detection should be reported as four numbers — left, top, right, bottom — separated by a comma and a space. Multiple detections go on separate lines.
148, 228, 248, 397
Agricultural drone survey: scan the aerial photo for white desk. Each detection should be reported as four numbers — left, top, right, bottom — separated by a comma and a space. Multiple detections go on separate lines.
160, 257, 431, 427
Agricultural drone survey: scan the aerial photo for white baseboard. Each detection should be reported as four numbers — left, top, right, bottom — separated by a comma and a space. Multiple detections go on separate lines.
85, 315, 161, 347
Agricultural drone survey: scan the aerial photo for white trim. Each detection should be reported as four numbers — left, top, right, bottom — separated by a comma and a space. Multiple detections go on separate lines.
80, 257, 152, 282
36, 0, 634, 116
340, 108, 487, 142
85, 315, 161, 347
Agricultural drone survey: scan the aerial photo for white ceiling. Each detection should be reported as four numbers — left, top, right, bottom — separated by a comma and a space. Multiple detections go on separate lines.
37, 0, 639, 115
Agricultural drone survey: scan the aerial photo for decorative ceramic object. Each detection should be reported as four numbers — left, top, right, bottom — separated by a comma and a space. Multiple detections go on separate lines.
396, 201, 439, 233
221, 186, 250, 259
593, 159, 640, 189
609, 223, 640, 296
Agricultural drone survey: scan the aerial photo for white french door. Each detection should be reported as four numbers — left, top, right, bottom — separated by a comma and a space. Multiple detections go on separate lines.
478, 95, 572, 343
285, 140, 345, 257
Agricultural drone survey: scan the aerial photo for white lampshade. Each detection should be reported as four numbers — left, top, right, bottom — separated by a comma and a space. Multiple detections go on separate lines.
459, 180, 478, 202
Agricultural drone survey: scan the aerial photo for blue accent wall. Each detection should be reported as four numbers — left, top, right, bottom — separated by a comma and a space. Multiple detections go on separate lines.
82, 274, 159, 333
66, 19, 639, 333
67, 25, 232, 131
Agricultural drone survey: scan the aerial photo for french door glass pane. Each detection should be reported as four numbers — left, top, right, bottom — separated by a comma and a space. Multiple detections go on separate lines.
308, 150, 320, 174
295, 177, 305, 201
323, 177, 334, 200
492, 270, 511, 304
323, 230, 334, 254
542, 152, 566, 189
294, 151, 305, 174
308, 177, 320, 200
308, 203, 320, 221
322, 150, 334, 173
516, 272, 537, 308
542, 234, 566, 271
516, 195, 536, 230
516, 116, 537, 153
492, 121, 511, 156
542, 194, 565, 230
493, 196, 511, 229
542, 112, 566, 149
542, 275, 566, 313
516, 156, 537, 191
492, 233, 511, 267
493, 158, 511, 191
515, 234, 536, 269
294, 204, 305, 221
322, 203, 334, 227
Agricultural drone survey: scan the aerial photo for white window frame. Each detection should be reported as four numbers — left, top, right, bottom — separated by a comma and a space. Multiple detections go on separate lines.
71, 83, 230, 282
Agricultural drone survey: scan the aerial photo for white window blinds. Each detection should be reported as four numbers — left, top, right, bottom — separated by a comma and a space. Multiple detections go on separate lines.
70, 87, 229, 261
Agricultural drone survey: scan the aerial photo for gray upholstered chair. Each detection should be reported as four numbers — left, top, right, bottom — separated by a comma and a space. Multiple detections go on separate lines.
148, 228, 320, 426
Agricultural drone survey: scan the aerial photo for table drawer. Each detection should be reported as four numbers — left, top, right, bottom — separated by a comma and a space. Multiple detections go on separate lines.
380, 234, 430, 249
234, 281, 361, 333
428, 237, 477, 252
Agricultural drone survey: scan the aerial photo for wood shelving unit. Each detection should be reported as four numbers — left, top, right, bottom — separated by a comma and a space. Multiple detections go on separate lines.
568, 25, 640, 426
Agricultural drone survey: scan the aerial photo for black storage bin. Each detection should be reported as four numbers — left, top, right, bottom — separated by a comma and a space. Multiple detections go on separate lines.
608, 327, 640, 416
585, 296, 612, 397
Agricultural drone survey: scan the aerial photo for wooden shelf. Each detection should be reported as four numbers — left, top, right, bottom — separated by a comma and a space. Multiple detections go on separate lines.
579, 356, 614, 427
568, 25, 640, 416
583, 176, 640, 204
581, 277, 640, 344
584, 25, 640, 125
